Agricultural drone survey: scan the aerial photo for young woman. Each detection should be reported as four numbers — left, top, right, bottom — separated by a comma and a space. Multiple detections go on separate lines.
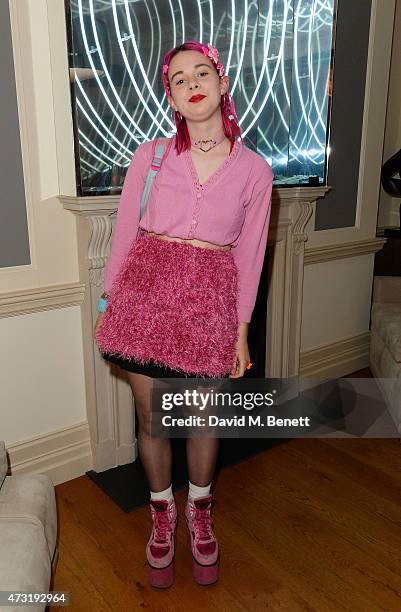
94, 40, 273, 588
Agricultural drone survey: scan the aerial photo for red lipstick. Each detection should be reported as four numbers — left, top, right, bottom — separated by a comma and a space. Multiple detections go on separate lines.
189, 94, 206, 103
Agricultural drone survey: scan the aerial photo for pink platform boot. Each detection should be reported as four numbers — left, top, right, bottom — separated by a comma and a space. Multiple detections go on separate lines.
185, 494, 219, 585
146, 498, 177, 588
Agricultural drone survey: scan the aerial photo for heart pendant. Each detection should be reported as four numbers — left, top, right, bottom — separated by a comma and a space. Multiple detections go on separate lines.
198, 140, 215, 153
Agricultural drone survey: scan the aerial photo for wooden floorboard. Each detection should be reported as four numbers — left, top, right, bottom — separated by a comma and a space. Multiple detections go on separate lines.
49, 368, 401, 611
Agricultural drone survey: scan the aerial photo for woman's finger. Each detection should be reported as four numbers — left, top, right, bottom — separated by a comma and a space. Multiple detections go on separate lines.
229, 355, 239, 377
237, 359, 248, 377
229, 358, 248, 378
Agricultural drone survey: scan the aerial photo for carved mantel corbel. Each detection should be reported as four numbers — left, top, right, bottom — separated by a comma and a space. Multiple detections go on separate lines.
266, 186, 330, 377
60, 195, 136, 473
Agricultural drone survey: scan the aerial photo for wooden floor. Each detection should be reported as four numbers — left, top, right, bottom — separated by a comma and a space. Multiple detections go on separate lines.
50, 369, 401, 611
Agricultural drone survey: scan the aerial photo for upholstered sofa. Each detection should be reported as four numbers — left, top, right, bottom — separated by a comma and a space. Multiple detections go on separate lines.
369, 276, 401, 432
0, 441, 58, 611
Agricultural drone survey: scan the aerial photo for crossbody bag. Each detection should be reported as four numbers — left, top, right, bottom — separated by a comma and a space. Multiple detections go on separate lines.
96, 137, 173, 313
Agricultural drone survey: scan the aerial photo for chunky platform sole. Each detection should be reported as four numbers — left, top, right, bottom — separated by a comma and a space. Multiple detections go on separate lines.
147, 559, 175, 588
147, 508, 177, 588
186, 525, 219, 585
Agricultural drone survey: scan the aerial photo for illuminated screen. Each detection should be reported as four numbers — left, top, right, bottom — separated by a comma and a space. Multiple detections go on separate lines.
65, 0, 337, 195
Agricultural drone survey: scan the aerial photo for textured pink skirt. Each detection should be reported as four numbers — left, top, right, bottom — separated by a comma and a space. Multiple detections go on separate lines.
95, 233, 239, 378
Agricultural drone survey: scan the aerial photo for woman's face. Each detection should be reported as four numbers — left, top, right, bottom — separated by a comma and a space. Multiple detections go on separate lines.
167, 50, 229, 121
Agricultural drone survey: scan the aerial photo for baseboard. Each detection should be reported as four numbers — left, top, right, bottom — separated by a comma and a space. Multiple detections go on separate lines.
299, 331, 371, 378
5, 422, 92, 486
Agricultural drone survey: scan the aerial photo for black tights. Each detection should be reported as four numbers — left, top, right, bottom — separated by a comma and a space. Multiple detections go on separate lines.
126, 372, 219, 492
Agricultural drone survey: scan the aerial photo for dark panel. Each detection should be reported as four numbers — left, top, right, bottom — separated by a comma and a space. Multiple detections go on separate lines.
0, 1, 30, 268
315, 0, 372, 230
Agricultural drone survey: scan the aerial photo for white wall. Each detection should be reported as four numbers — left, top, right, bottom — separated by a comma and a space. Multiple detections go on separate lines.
0, 307, 86, 442
301, 255, 374, 352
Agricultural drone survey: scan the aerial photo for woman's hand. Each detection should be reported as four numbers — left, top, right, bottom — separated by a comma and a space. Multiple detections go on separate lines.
93, 312, 105, 340
229, 322, 250, 378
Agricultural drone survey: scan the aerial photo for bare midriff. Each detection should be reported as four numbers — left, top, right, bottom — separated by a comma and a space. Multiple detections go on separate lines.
143, 230, 231, 251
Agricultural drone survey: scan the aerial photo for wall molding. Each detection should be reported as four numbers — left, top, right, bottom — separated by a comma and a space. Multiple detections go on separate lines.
299, 331, 370, 378
5, 422, 92, 486
0, 281, 85, 318
304, 237, 387, 264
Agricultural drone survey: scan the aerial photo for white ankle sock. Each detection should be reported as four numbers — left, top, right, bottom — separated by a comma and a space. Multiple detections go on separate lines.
188, 480, 211, 500
150, 485, 174, 503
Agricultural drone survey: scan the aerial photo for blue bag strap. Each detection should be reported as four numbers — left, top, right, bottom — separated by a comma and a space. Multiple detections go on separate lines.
139, 138, 173, 224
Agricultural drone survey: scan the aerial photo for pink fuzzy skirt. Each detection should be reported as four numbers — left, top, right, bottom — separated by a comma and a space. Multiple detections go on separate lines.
95, 233, 239, 378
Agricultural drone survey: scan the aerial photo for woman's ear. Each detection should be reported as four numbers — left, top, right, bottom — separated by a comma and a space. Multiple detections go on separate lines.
167, 95, 177, 113
220, 75, 230, 96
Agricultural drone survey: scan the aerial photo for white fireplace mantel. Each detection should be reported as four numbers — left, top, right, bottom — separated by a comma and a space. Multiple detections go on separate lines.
60, 185, 329, 472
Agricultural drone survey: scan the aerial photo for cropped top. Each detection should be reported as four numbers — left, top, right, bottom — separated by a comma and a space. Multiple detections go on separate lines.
104, 135, 274, 323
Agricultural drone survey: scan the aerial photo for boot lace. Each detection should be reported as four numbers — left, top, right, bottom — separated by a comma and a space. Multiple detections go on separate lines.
152, 508, 171, 543
195, 506, 214, 541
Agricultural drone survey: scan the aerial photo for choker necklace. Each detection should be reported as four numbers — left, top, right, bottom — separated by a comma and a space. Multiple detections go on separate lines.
190, 132, 226, 153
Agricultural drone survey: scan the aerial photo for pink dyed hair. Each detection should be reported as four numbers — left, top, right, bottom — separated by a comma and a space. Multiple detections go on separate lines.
162, 40, 242, 154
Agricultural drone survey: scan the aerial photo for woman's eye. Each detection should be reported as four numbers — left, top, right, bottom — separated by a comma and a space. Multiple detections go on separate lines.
175, 71, 208, 85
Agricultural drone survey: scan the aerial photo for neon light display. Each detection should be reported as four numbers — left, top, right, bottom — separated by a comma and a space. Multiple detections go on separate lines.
66, 0, 336, 195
